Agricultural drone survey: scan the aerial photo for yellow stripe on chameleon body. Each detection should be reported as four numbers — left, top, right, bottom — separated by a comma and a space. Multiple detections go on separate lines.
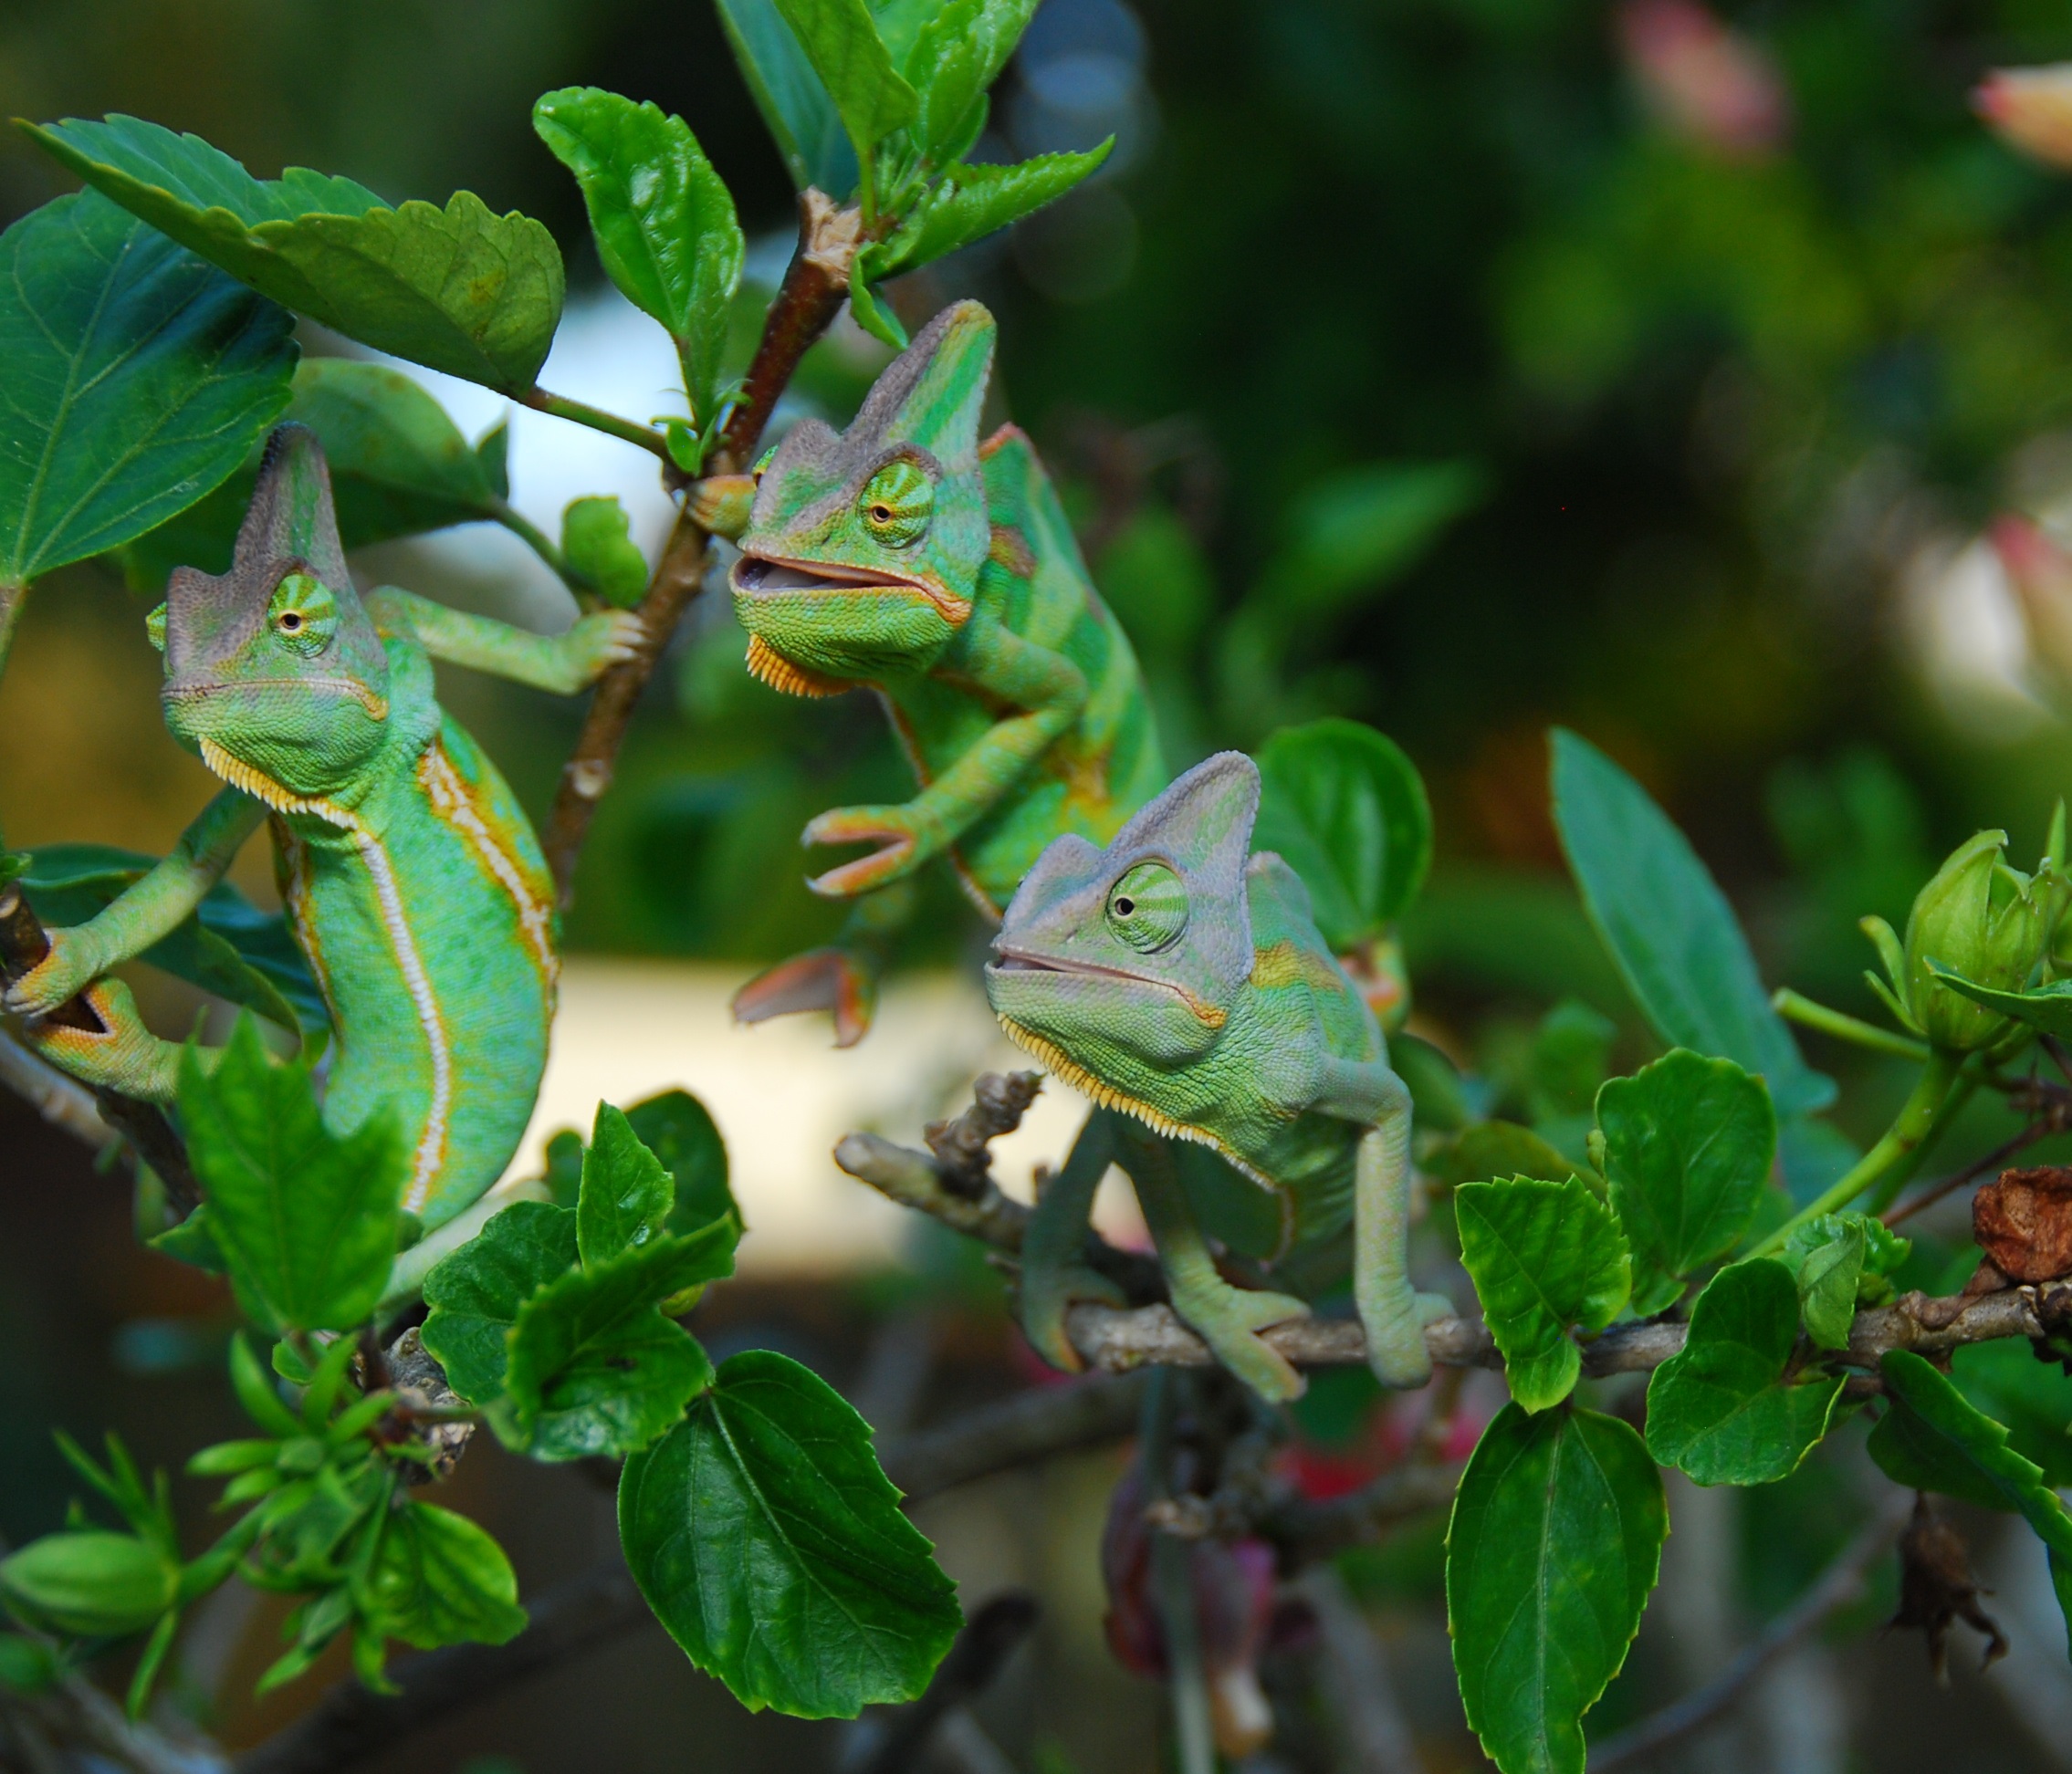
201, 739, 454, 1212
1250, 940, 1352, 994
996, 1016, 1277, 1191
418, 741, 557, 986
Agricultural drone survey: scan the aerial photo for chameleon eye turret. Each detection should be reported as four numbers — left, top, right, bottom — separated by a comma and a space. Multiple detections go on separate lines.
267, 573, 340, 657
857, 459, 934, 547
1106, 861, 1188, 951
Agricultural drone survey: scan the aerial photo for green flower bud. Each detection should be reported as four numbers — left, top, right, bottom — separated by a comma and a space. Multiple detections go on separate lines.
0, 1532, 177, 1639
1878, 830, 2056, 1051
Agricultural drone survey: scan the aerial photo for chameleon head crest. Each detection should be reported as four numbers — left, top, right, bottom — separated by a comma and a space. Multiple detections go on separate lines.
731, 302, 996, 688
158, 423, 392, 800
987, 753, 1262, 1076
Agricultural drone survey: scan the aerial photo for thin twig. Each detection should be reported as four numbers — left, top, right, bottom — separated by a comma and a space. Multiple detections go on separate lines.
1586, 1494, 1910, 1772
1264, 1462, 1466, 1571
878, 1371, 1150, 1497
0, 1025, 112, 1152
1886, 1125, 2045, 1227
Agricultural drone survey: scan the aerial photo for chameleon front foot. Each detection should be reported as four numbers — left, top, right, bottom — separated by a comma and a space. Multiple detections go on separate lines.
1166, 1277, 1313, 1404
1020, 1257, 1126, 1372
22, 978, 179, 1103
732, 947, 878, 1048
1360, 1285, 1453, 1391
801, 804, 929, 896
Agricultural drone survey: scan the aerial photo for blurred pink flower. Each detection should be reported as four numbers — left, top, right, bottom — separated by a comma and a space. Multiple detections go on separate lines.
1975, 66, 2072, 171
1990, 514, 2072, 678
1617, 0, 1792, 158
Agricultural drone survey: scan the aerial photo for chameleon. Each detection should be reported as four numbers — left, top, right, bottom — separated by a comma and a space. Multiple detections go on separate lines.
2, 423, 640, 1232
691, 298, 1166, 1045
982, 751, 1452, 1403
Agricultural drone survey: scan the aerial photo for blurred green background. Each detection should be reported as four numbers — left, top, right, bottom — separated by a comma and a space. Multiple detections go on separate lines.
15, 0, 2072, 1768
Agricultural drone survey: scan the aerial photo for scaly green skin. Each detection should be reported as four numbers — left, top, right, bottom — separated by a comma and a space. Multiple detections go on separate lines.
984, 753, 1450, 1402
706, 299, 1165, 1044
4, 424, 639, 1230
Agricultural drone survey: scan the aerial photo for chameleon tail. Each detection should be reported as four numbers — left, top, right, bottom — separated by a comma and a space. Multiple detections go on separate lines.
730, 880, 916, 1048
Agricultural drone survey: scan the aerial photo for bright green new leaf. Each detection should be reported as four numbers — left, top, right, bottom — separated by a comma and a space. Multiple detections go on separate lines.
1872, 1350, 2072, 1652
620, 1350, 961, 1717
532, 89, 745, 419
772, 0, 919, 193
1596, 1049, 1775, 1313
360, 1502, 527, 1651
497, 1237, 728, 1460
561, 496, 650, 608
905, 0, 1041, 160
1456, 1176, 1630, 1413
1645, 1259, 1844, 1484
1257, 458, 1488, 622
577, 1103, 676, 1267
0, 190, 295, 591
626, 1089, 742, 1241
1551, 729, 1832, 1118
715, 0, 859, 193
179, 1018, 403, 1332
26, 116, 564, 394
419, 1202, 580, 1405
1448, 1404, 1667, 1774
878, 147, 1113, 280
1255, 717, 1434, 945
1931, 965, 2072, 1038
1780, 1213, 1890, 1350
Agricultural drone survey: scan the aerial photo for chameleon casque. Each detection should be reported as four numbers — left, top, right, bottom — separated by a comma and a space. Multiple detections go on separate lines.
3, 424, 638, 1230
699, 298, 1167, 1044
984, 753, 1451, 1403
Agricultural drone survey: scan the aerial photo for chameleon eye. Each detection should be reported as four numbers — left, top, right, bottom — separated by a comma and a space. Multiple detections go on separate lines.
1107, 861, 1188, 953
267, 573, 339, 658
857, 460, 934, 548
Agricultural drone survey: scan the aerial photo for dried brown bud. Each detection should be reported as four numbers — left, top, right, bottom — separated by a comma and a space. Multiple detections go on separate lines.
1889, 1495, 2007, 1683
1973, 1166, 2072, 1282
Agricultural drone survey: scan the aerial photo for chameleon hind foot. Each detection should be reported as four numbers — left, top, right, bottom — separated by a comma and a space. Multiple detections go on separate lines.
1167, 1277, 1313, 1404
23, 977, 179, 1102
1020, 1257, 1126, 1372
801, 804, 933, 897
732, 947, 877, 1048
1361, 1285, 1453, 1391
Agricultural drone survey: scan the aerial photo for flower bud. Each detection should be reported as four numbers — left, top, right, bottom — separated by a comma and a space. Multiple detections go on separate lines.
0, 1532, 177, 1639
1975, 65, 2072, 172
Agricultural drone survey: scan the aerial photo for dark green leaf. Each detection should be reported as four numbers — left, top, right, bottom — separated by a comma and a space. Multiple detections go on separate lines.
1432, 1120, 1581, 1189
1645, 1259, 1844, 1484
1448, 1404, 1666, 1774
1596, 1049, 1775, 1313
771, 0, 918, 183
1550, 729, 1832, 1117
904, 0, 1041, 160
715, 0, 859, 193
27, 116, 564, 394
878, 147, 1112, 278
532, 89, 744, 419
619, 1350, 960, 1717
625, 1089, 742, 1241
1930, 965, 2072, 1037
1255, 459, 1487, 622
179, 1017, 403, 1332
578, 1103, 675, 1267
1456, 1176, 1630, 1413
560, 496, 649, 608
1952, 1338, 2072, 1488
0, 189, 295, 590
1255, 718, 1434, 944
360, 1502, 527, 1651
419, 1202, 580, 1405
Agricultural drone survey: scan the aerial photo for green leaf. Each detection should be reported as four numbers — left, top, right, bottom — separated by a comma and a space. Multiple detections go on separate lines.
1952, 1338, 2072, 1488
1596, 1049, 1776, 1313
1456, 1177, 1630, 1413
179, 1017, 403, 1332
578, 1103, 675, 1267
496, 1236, 729, 1460
1781, 1214, 1874, 1349
904, 0, 1041, 160
420, 1202, 580, 1405
1255, 459, 1488, 623
771, 0, 919, 192
626, 1089, 742, 1241
1929, 965, 2072, 1038
0, 189, 295, 591
560, 496, 650, 609
1255, 717, 1434, 945
532, 89, 744, 420
21, 844, 325, 1035
1433, 1120, 1583, 1190
878, 147, 1112, 279
1644, 1259, 1844, 1484
26, 116, 564, 394
360, 1502, 527, 1651
1550, 729, 1832, 1118
715, 0, 859, 193
619, 1350, 960, 1717
1447, 1404, 1666, 1774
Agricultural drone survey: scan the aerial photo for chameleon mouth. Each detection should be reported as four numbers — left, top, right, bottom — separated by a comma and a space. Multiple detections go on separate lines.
987, 947, 1228, 1029
732, 551, 972, 626
164, 676, 390, 720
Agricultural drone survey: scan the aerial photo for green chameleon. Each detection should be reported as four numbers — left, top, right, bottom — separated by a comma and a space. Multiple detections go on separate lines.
3, 424, 638, 1231
983, 752, 1451, 1403
693, 298, 1166, 1044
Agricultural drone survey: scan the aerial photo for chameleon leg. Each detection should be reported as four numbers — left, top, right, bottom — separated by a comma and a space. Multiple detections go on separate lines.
22, 978, 190, 1104
1119, 1122, 1312, 1404
731, 881, 916, 1047
364, 587, 641, 695
1018, 1109, 1126, 1371
1350, 1073, 1450, 1390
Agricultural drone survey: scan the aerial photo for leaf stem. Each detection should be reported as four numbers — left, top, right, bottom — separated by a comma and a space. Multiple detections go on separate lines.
1750, 1048, 1963, 1256
0, 580, 23, 681
521, 388, 668, 461
1771, 988, 1929, 1062
486, 499, 580, 593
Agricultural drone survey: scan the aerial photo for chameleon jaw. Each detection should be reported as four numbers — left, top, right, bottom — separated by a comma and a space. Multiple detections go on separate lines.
989, 948, 1229, 1030
731, 550, 973, 627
